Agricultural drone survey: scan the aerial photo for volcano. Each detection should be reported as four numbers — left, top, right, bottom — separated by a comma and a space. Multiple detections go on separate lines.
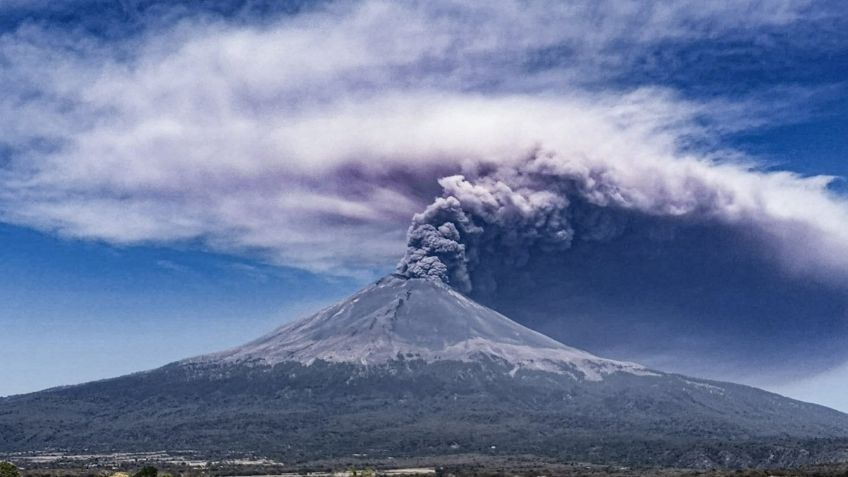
189, 275, 651, 379
2, 275, 847, 468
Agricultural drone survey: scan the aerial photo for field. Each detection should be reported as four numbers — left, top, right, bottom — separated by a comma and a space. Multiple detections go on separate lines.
4, 452, 848, 477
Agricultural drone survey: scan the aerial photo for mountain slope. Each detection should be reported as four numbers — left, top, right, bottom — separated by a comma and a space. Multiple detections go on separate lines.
1, 275, 847, 468
189, 275, 651, 379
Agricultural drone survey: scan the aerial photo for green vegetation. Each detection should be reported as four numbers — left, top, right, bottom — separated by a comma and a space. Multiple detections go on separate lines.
346, 466, 375, 477
0, 462, 20, 477
132, 467, 158, 477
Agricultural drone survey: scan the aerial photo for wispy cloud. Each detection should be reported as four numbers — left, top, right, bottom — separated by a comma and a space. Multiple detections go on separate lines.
1, 0, 839, 278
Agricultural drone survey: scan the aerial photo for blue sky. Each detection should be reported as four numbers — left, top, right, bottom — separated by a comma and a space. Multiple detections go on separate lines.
0, 223, 360, 395
1, 0, 848, 411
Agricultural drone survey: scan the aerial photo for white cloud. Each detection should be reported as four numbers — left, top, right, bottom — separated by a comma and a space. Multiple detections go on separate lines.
0, 0, 841, 281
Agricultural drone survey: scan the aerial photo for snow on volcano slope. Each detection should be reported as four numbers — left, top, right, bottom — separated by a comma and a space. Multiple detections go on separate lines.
190, 274, 654, 380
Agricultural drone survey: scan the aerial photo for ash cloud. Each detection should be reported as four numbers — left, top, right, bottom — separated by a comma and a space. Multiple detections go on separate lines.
397, 147, 848, 296
396, 151, 848, 385
397, 170, 576, 293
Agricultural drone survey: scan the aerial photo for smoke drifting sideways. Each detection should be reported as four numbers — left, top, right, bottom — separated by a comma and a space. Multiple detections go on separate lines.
397, 172, 573, 294
396, 150, 848, 380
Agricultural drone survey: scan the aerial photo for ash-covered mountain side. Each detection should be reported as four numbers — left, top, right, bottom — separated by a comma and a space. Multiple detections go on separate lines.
188, 274, 652, 380
2, 275, 848, 468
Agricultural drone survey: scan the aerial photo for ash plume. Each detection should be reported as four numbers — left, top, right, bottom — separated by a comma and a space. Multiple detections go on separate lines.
395, 147, 848, 385
397, 146, 848, 295
397, 151, 634, 293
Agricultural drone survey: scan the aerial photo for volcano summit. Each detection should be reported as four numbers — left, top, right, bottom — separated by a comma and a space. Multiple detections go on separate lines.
1, 275, 847, 468
189, 275, 650, 379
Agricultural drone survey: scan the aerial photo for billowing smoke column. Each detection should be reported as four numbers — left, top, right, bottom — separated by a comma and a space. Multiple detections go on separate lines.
397, 150, 628, 293
396, 148, 848, 381
395, 144, 820, 294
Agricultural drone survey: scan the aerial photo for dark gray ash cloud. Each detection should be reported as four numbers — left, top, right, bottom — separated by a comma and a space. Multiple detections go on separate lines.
397, 172, 575, 293
397, 148, 848, 295
395, 152, 848, 391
